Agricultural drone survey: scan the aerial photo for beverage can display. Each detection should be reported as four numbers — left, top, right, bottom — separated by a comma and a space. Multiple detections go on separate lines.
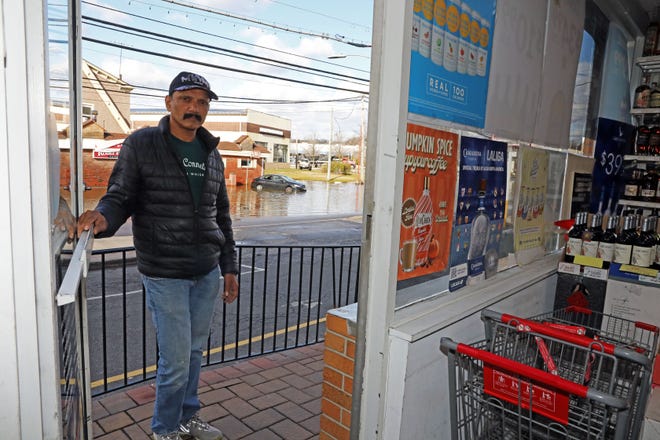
467, 10, 480, 76
456, 2, 471, 73
430, 0, 446, 66
477, 17, 490, 77
419, 0, 434, 58
443, 0, 461, 71
412, 0, 422, 53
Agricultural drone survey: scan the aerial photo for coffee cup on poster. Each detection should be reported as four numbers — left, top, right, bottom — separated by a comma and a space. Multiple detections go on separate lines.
399, 239, 417, 272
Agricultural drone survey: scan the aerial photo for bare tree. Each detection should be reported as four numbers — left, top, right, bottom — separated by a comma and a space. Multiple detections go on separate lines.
332, 124, 346, 159
306, 132, 320, 164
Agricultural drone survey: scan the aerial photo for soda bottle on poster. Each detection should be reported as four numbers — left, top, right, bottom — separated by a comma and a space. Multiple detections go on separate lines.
413, 176, 434, 267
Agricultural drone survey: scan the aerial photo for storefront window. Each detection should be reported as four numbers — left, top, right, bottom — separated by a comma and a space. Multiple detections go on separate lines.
569, 0, 609, 155
273, 143, 288, 163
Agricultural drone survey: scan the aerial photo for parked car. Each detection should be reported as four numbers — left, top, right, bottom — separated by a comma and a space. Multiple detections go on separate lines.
298, 158, 312, 170
251, 174, 307, 193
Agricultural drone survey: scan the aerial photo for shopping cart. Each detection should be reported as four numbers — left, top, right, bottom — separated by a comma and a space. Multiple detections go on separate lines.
481, 309, 653, 440
528, 306, 659, 360
440, 337, 630, 439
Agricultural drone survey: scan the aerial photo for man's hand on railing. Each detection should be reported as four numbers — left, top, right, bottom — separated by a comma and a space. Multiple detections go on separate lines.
77, 209, 109, 237
222, 273, 239, 304
55, 196, 76, 242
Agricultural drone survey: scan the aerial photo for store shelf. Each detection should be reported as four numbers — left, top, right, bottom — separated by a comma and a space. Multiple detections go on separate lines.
630, 108, 660, 115
636, 55, 660, 72
623, 155, 660, 162
618, 198, 660, 209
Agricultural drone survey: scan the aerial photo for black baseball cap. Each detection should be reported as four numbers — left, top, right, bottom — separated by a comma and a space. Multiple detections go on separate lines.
168, 71, 218, 100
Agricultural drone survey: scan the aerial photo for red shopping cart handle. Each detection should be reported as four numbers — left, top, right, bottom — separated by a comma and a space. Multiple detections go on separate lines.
499, 312, 617, 353
482, 310, 652, 367
440, 337, 628, 410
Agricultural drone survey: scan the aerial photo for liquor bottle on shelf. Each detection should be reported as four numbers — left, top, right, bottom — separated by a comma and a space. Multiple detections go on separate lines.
634, 79, 651, 109
623, 168, 641, 200
631, 217, 657, 268
597, 215, 617, 269
640, 169, 658, 202
644, 21, 659, 56
650, 83, 660, 109
635, 124, 651, 156
613, 215, 637, 265
654, 217, 660, 269
564, 212, 586, 263
649, 123, 660, 156
581, 213, 602, 258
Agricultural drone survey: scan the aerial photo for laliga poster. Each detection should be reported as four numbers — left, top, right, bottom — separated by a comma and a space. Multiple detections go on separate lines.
397, 123, 458, 282
448, 136, 507, 291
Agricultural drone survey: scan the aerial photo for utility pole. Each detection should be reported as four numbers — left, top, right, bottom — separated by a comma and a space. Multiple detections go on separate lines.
327, 108, 333, 181
359, 96, 366, 184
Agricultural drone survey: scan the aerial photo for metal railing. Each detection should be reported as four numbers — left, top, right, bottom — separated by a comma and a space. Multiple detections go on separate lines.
80, 244, 361, 397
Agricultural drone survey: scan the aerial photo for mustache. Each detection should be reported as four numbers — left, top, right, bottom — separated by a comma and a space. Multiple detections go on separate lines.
183, 113, 202, 122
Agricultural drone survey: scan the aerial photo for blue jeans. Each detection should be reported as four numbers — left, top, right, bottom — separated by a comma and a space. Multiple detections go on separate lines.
143, 266, 220, 434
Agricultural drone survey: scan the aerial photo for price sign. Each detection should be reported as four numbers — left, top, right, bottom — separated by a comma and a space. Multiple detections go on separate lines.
590, 118, 635, 214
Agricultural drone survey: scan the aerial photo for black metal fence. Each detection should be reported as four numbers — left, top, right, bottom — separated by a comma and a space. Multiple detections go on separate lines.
83, 244, 361, 397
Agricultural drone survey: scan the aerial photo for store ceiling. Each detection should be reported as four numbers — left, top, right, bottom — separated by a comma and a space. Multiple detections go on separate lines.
638, 0, 660, 18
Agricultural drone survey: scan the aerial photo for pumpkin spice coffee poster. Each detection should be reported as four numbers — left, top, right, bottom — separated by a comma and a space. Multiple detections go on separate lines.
398, 123, 458, 282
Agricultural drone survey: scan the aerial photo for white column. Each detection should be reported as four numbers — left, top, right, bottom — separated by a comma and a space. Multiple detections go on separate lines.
353, 0, 411, 438
0, 0, 62, 438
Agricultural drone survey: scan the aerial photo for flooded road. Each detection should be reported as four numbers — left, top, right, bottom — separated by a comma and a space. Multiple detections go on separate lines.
79, 180, 364, 218
228, 181, 364, 219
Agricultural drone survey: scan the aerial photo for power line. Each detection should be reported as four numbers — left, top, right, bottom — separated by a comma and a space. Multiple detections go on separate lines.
82, 16, 369, 85
82, 37, 369, 95
269, 0, 371, 32
160, 0, 371, 48
50, 77, 367, 105
80, 1, 370, 74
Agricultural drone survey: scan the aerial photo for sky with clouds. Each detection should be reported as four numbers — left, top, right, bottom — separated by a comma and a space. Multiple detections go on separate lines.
48, 0, 373, 140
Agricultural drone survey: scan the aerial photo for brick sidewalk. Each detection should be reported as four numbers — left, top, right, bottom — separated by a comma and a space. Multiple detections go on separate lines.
92, 343, 324, 440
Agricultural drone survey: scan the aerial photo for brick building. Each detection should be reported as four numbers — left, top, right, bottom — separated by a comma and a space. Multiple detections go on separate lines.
132, 108, 292, 164
58, 122, 268, 188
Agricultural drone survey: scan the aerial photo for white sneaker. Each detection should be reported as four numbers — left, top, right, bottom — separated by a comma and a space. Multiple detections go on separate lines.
179, 413, 223, 440
153, 432, 183, 440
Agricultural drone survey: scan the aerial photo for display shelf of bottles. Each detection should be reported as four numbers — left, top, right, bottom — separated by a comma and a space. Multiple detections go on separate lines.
623, 154, 660, 162
630, 108, 660, 116
636, 55, 660, 72
618, 198, 660, 209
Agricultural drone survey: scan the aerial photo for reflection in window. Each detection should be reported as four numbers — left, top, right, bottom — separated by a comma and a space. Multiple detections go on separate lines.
569, 0, 609, 155
570, 31, 595, 151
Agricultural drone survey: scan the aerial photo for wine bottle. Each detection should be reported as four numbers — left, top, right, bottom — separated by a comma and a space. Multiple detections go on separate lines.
581, 213, 602, 258
613, 215, 637, 265
640, 169, 658, 202
565, 212, 586, 263
623, 169, 641, 199
597, 215, 617, 269
645, 21, 659, 56
631, 217, 656, 268
636, 124, 651, 155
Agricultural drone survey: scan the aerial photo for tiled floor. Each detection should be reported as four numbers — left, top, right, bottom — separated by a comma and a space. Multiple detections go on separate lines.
92, 343, 325, 440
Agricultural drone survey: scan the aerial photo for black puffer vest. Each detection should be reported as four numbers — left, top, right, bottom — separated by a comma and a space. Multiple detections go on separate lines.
97, 116, 238, 278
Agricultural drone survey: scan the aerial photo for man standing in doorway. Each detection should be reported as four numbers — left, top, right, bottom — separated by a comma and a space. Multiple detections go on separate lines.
77, 72, 238, 440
